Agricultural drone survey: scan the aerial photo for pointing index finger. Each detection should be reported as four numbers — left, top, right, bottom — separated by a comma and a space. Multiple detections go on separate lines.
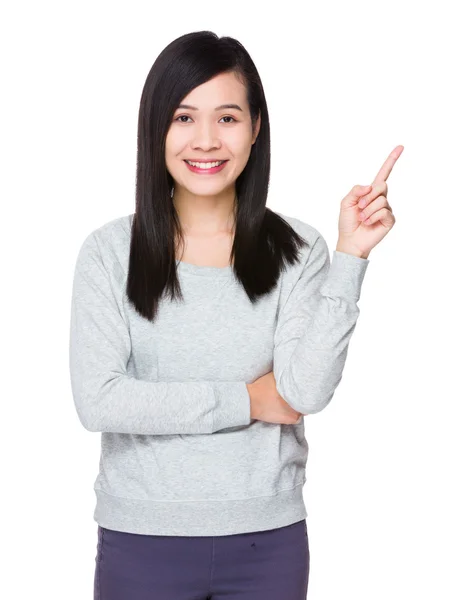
372, 145, 404, 184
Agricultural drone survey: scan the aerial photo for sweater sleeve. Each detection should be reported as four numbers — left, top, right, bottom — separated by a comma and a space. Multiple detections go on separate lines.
69, 232, 251, 435
273, 233, 369, 415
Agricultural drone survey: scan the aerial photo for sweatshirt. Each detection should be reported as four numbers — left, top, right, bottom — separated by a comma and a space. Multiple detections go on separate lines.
69, 211, 369, 536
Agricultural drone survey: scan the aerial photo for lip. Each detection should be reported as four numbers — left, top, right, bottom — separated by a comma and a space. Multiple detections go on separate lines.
184, 159, 228, 175
184, 159, 228, 163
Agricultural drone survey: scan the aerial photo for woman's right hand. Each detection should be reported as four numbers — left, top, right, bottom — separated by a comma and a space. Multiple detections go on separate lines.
247, 371, 304, 425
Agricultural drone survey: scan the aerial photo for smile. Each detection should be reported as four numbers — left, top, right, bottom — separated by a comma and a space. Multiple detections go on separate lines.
184, 160, 228, 174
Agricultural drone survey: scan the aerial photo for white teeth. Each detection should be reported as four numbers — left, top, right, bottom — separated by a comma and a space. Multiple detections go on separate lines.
186, 160, 225, 169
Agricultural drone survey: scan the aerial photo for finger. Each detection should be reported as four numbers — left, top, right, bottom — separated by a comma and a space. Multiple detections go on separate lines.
343, 184, 373, 205
359, 195, 388, 221
362, 207, 396, 227
358, 182, 388, 208
372, 145, 404, 184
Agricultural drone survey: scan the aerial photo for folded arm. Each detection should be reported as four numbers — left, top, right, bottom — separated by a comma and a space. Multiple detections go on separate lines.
69, 232, 251, 434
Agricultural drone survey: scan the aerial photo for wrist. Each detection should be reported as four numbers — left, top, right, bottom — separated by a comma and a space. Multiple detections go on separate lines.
247, 384, 258, 419
336, 241, 369, 259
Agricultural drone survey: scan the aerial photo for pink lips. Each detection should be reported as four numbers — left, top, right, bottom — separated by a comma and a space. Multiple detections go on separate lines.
184, 160, 228, 174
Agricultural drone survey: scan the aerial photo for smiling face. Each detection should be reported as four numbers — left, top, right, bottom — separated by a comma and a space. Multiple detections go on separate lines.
165, 71, 260, 200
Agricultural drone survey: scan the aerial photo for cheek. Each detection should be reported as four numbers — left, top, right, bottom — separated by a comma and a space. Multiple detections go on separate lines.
227, 128, 253, 153
165, 130, 190, 159
164, 129, 175, 154
232, 140, 253, 166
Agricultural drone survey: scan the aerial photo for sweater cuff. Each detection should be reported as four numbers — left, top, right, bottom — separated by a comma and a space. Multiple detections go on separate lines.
321, 250, 370, 301
212, 382, 251, 431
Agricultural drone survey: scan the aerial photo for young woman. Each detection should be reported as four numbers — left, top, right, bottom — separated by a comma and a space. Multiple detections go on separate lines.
69, 30, 402, 600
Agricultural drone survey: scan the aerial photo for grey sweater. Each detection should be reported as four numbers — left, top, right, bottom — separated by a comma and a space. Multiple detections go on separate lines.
69, 211, 369, 536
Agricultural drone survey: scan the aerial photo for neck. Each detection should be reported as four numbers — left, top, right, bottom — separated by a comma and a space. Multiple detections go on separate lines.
172, 187, 237, 235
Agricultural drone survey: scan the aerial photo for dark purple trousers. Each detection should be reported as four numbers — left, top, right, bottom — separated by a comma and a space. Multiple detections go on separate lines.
94, 518, 310, 599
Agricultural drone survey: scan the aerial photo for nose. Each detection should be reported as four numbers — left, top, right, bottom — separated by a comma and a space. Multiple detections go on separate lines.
191, 122, 221, 152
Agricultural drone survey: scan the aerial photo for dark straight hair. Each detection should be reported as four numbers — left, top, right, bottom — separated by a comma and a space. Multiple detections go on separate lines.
127, 30, 310, 322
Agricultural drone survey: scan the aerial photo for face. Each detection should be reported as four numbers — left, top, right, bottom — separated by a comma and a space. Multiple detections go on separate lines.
165, 71, 261, 200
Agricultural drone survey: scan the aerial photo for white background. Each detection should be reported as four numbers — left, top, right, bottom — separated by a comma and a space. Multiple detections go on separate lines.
2, 1, 448, 598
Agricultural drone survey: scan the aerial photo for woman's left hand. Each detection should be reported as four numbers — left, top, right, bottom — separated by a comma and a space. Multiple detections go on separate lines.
336, 145, 404, 259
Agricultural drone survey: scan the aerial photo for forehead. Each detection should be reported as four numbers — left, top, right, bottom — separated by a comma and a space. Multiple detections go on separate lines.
179, 72, 247, 109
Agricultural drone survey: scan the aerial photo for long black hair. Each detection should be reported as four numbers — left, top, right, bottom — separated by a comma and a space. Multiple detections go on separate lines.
127, 30, 310, 322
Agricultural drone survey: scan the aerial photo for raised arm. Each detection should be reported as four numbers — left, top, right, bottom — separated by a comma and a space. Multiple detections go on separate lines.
273, 233, 369, 415
69, 232, 251, 434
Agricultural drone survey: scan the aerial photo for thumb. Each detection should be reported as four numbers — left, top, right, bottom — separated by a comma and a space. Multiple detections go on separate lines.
343, 184, 372, 206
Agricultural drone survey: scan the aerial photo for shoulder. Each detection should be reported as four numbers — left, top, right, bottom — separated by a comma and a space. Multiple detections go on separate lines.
79, 213, 134, 250
75, 213, 133, 272
90, 213, 133, 246
272, 210, 327, 250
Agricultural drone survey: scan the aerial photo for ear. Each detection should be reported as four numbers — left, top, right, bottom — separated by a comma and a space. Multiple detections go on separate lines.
252, 111, 261, 145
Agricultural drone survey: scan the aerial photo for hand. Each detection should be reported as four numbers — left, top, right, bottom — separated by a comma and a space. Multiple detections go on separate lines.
336, 145, 404, 259
247, 371, 304, 425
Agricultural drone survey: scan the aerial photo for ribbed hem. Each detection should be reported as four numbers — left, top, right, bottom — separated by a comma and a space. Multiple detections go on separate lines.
321, 250, 370, 301
93, 481, 307, 537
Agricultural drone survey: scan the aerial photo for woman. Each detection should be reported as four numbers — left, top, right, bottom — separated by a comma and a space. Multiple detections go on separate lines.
69, 30, 402, 600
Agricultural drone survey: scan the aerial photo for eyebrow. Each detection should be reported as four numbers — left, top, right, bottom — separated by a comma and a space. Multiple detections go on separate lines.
176, 103, 243, 112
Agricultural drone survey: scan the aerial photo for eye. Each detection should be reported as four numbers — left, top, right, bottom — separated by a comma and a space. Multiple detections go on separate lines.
174, 115, 237, 124
174, 115, 193, 123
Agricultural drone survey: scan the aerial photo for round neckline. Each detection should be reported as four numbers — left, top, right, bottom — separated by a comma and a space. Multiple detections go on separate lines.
127, 214, 234, 278
176, 259, 233, 277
